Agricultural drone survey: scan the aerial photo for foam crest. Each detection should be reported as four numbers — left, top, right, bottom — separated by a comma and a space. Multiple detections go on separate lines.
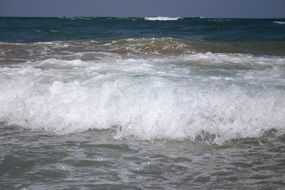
0, 53, 285, 143
273, 21, 285, 25
144, 17, 181, 21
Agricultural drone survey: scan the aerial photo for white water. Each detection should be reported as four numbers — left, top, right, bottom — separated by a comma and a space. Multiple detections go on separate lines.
273, 21, 285, 25
144, 17, 181, 21
0, 52, 285, 143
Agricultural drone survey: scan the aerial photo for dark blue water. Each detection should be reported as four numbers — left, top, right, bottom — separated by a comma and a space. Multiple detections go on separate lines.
0, 17, 285, 43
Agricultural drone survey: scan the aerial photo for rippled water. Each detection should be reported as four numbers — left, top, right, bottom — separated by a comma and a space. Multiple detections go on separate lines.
1, 124, 285, 189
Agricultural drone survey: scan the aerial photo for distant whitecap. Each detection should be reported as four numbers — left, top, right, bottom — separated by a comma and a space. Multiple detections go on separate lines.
144, 16, 181, 21
273, 21, 285, 25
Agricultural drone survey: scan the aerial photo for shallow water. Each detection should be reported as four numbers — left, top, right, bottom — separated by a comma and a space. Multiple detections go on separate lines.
0, 17, 285, 189
0, 125, 285, 190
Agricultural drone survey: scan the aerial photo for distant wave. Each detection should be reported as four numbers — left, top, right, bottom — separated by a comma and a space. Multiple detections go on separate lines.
273, 21, 285, 25
57, 16, 93, 20
144, 17, 181, 21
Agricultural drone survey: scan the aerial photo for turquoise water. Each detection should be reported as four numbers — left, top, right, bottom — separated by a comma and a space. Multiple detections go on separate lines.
0, 17, 285, 189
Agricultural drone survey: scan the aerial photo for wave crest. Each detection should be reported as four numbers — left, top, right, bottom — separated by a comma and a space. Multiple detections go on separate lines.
144, 17, 181, 21
109, 38, 190, 55
1, 53, 285, 143
273, 21, 285, 25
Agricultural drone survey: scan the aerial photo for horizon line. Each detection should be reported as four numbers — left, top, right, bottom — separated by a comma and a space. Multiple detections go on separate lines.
0, 16, 285, 19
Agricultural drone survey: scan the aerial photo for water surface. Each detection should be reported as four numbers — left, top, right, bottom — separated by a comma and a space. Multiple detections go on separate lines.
0, 17, 285, 189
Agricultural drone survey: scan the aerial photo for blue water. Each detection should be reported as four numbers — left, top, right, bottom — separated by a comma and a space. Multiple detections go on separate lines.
0, 17, 285, 43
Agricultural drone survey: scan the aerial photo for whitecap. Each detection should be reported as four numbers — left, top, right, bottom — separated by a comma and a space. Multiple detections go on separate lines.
0, 53, 285, 143
144, 17, 181, 21
273, 21, 285, 25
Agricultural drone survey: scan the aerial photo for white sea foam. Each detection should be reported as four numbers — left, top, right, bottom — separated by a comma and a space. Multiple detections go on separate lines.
0, 53, 285, 143
144, 17, 181, 21
273, 21, 285, 25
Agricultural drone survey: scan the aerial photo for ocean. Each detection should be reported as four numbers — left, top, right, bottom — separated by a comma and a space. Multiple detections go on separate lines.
0, 17, 285, 189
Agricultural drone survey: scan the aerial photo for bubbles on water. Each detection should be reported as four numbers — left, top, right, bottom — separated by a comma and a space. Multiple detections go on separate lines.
0, 49, 285, 143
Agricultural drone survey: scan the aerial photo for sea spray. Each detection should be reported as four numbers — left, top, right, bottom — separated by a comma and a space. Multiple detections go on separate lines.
1, 53, 285, 143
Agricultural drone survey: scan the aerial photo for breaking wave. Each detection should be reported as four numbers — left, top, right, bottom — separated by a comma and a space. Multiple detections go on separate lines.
0, 52, 285, 144
273, 21, 285, 25
144, 17, 181, 21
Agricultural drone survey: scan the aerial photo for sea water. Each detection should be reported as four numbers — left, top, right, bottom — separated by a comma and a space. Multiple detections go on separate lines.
0, 17, 285, 189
